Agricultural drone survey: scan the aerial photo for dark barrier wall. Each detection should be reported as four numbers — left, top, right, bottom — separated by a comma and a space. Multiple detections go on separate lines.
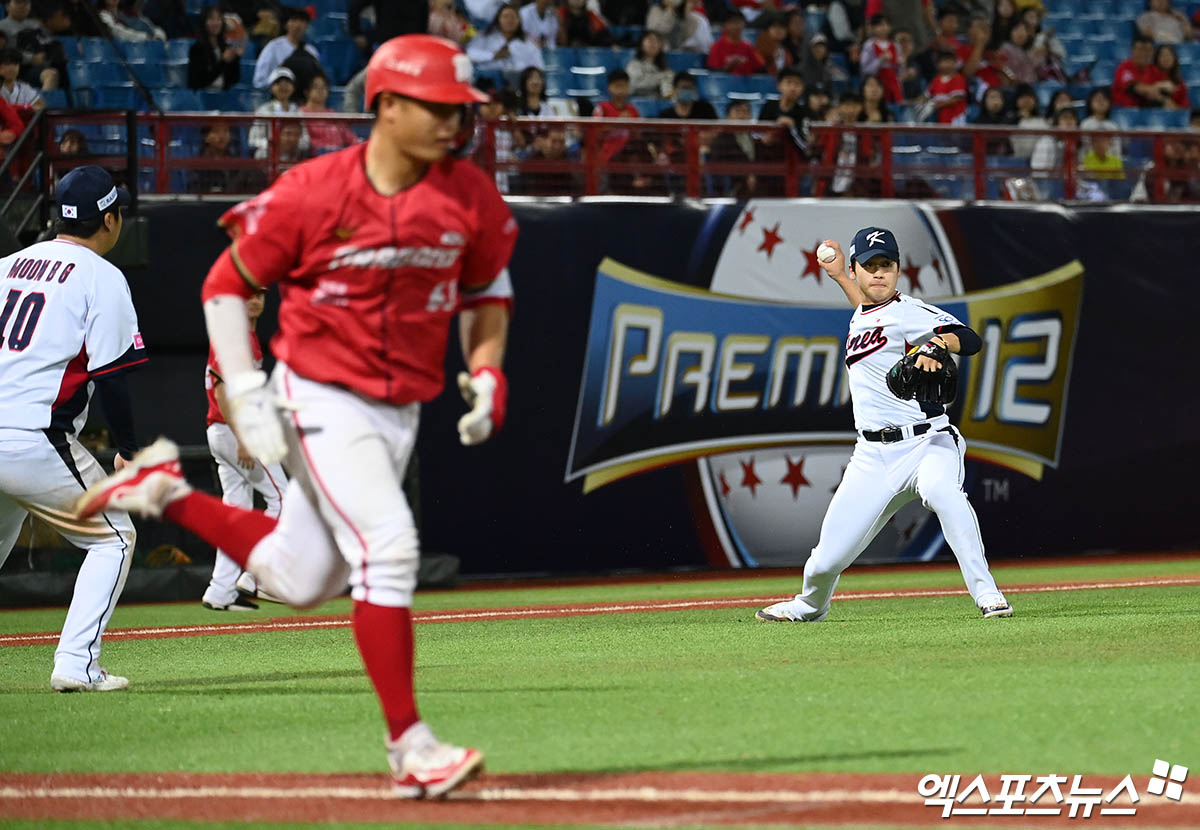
123, 199, 1199, 576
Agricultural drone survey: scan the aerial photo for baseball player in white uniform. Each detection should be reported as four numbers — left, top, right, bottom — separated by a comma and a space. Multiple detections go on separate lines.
0, 165, 146, 690
758, 227, 1012, 622
201, 291, 287, 611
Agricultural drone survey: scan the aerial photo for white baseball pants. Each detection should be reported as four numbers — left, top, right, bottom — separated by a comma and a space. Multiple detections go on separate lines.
243, 363, 420, 609
0, 428, 136, 683
788, 421, 1005, 619
202, 422, 286, 607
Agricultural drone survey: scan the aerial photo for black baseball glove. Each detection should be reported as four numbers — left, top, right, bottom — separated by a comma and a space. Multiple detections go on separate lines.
886, 339, 958, 404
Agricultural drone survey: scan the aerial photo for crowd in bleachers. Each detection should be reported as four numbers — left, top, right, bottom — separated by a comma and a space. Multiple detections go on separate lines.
0, 0, 1197, 200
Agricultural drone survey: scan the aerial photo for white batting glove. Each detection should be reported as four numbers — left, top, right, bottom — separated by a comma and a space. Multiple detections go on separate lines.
225, 370, 289, 464
456, 367, 507, 446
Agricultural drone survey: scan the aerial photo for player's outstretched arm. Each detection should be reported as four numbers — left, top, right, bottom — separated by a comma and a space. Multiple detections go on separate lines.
456, 303, 510, 446
817, 240, 866, 307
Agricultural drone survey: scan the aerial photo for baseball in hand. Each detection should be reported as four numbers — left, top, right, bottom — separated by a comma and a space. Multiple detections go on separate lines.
817, 244, 838, 263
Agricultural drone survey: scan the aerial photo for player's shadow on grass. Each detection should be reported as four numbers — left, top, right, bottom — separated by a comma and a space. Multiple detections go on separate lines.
136, 668, 366, 692
587, 746, 961, 774
420, 685, 636, 694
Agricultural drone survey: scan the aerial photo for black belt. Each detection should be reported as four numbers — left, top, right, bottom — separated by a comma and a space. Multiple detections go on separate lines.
861, 423, 931, 443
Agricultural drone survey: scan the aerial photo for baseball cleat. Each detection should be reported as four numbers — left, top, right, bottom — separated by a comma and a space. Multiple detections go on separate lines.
235, 571, 284, 604
202, 595, 259, 611
51, 667, 129, 692
75, 438, 190, 520
755, 599, 828, 622
981, 602, 1014, 618
387, 723, 485, 799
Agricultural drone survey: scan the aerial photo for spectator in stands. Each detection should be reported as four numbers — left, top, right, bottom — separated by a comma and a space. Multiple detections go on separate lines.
514, 125, 579, 195
826, 0, 866, 55
468, 4, 544, 72
925, 50, 967, 123
708, 11, 765, 75
248, 66, 309, 159
59, 127, 89, 155
1082, 87, 1121, 156
1011, 81, 1045, 157
515, 66, 550, 115
97, 0, 166, 41
780, 10, 808, 66
519, 0, 559, 48
861, 13, 903, 102
755, 13, 790, 76
975, 84, 1015, 154
627, 31, 673, 97
656, 71, 718, 118
957, 19, 1007, 95
188, 122, 242, 193
926, 6, 964, 60
301, 72, 357, 154
894, 28, 923, 100
646, 0, 712, 53
350, 0, 428, 53
1047, 88, 1073, 117
593, 68, 639, 161
998, 20, 1036, 86
859, 73, 893, 122
710, 98, 763, 198
801, 33, 848, 89
1114, 36, 1175, 108
429, 0, 472, 45
141, 0, 191, 39
558, 0, 613, 47
188, 5, 242, 91
1154, 45, 1189, 109
1137, 0, 1193, 45
759, 65, 806, 127
253, 7, 320, 89
828, 91, 864, 195
869, 0, 936, 55
989, 0, 1016, 48
0, 48, 43, 110
276, 120, 307, 162
1031, 104, 1076, 174
0, 0, 60, 91
248, 5, 280, 49
1152, 135, 1200, 201
1081, 131, 1124, 187
0, 94, 23, 160
1021, 8, 1065, 83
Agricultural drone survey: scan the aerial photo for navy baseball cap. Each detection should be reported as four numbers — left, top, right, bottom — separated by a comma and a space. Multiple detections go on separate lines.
56, 165, 130, 221
848, 226, 900, 265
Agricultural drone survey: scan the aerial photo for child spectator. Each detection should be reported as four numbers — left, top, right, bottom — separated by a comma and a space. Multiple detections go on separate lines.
248, 66, 309, 160
594, 68, 639, 161
1031, 104, 1077, 175
781, 10, 808, 66
1082, 87, 1121, 157
468, 4, 544, 73
627, 31, 673, 98
301, 73, 358, 154
1137, 0, 1193, 44
1011, 81, 1046, 158
800, 33, 846, 89
759, 66, 806, 126
1081, 132, 1124, 183
98, 0, 166, 41
755, 13, 789, 76
975, 85, 1015, 154
708, 11, 765, 75
860, 14, 903, 103
1154, 45, 1189, 109
928, 6, 964, 58
429, 0, 472, 45
655, 71, 719, 118
519, 0, 559, 48
1113, 36, 1173, 108
188, 5, 242, 91
0, 48, 42, 110
646, 0, 712, 54
926, 50, 967, 124
710, 98, 763, 199
558, 0, 613, 47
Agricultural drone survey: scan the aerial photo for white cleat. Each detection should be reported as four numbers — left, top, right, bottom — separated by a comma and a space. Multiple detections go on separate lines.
235, 571, 284, 604
51, 667, 129, 692
386, 722, 484, 799
981, 602, 1014, 618
755, 598, 829, 623
75, 438, 190, 520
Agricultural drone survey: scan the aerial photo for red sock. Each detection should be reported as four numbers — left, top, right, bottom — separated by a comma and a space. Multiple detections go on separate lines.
352, 601, 419, 741
163, 491, 277, 569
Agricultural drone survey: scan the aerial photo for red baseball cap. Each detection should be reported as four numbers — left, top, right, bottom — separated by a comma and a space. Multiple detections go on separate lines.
365, 35, 488, 109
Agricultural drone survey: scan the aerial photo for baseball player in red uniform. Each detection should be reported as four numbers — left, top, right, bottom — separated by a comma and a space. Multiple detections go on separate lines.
77, 35, 515, 798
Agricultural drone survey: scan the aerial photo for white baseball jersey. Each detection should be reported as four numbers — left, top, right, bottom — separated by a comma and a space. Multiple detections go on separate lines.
844, 291, 963, 431
0, 238, 146, 435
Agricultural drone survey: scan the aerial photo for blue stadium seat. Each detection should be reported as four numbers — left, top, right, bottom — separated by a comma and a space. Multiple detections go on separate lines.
628, 96, 660, 116
805, 9, 826, 35
166, 38, 191, 63
1192, 86, 1200, 107
698, 73, 738, 102
568, 66, 606, 91
240, 55, 257, 80
545, 69, 572, 95
741, 75, 777, 95
1142, 109, 1189, 129
1034, 81, 1060, 109
1092, 19, 1134, 41
130, 63, 166, 86
1185, 64, 1200, 84
576, 46, 624, 70
156, 88, 203, 111
57, 36, 80, 59
199, 89, 232, 110
79, 37, 122, 62
121, 40, 166, 63
228, 87, 268, 111
42, 89, 68, 109
69, 61, 125, 88
164, 63, 187, 87
1176, 42, 1200, 65
317, 39, 362, 84
666, 51, 703, 72
1111, 107, 1139, 129
310, 13, 348, 39
94, 86, 137, 109
1090, 60, 1116, 85
543, 47, 577, 71
312, 0, 348, 15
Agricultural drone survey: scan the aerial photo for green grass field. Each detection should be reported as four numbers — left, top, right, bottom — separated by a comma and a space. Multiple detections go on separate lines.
1, 555, 1198, 828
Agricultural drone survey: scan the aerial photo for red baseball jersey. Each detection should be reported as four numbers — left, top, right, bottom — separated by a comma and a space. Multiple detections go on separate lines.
1112, 60, 1167, 108
218, 143, 517, 406
928, 73, 967, 123
205, 333, 263, 426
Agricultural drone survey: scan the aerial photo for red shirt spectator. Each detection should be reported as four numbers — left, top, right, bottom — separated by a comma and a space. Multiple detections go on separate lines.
708, 13, 765, 75
927, 55, 967, 124
1113, 38, 1171, 108
593, 71, 640, 162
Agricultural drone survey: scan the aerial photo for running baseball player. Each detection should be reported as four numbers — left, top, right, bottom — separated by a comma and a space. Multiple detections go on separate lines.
201, 290, 287, 611
77, 35, 514, 798
757, 227, 1012, 622
0, 165, 146, 691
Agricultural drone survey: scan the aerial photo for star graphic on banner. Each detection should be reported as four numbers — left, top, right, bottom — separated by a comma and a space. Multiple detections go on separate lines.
719, 471, 731, 498
931, 256, 945, 284
738, 209, 756, 234
740, 458, 762, 497
831, 466, 846, 494
902, 257, 922, 293
758, 222, 783, 259
780, 455, 812, 499
800, 241, 823, 282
